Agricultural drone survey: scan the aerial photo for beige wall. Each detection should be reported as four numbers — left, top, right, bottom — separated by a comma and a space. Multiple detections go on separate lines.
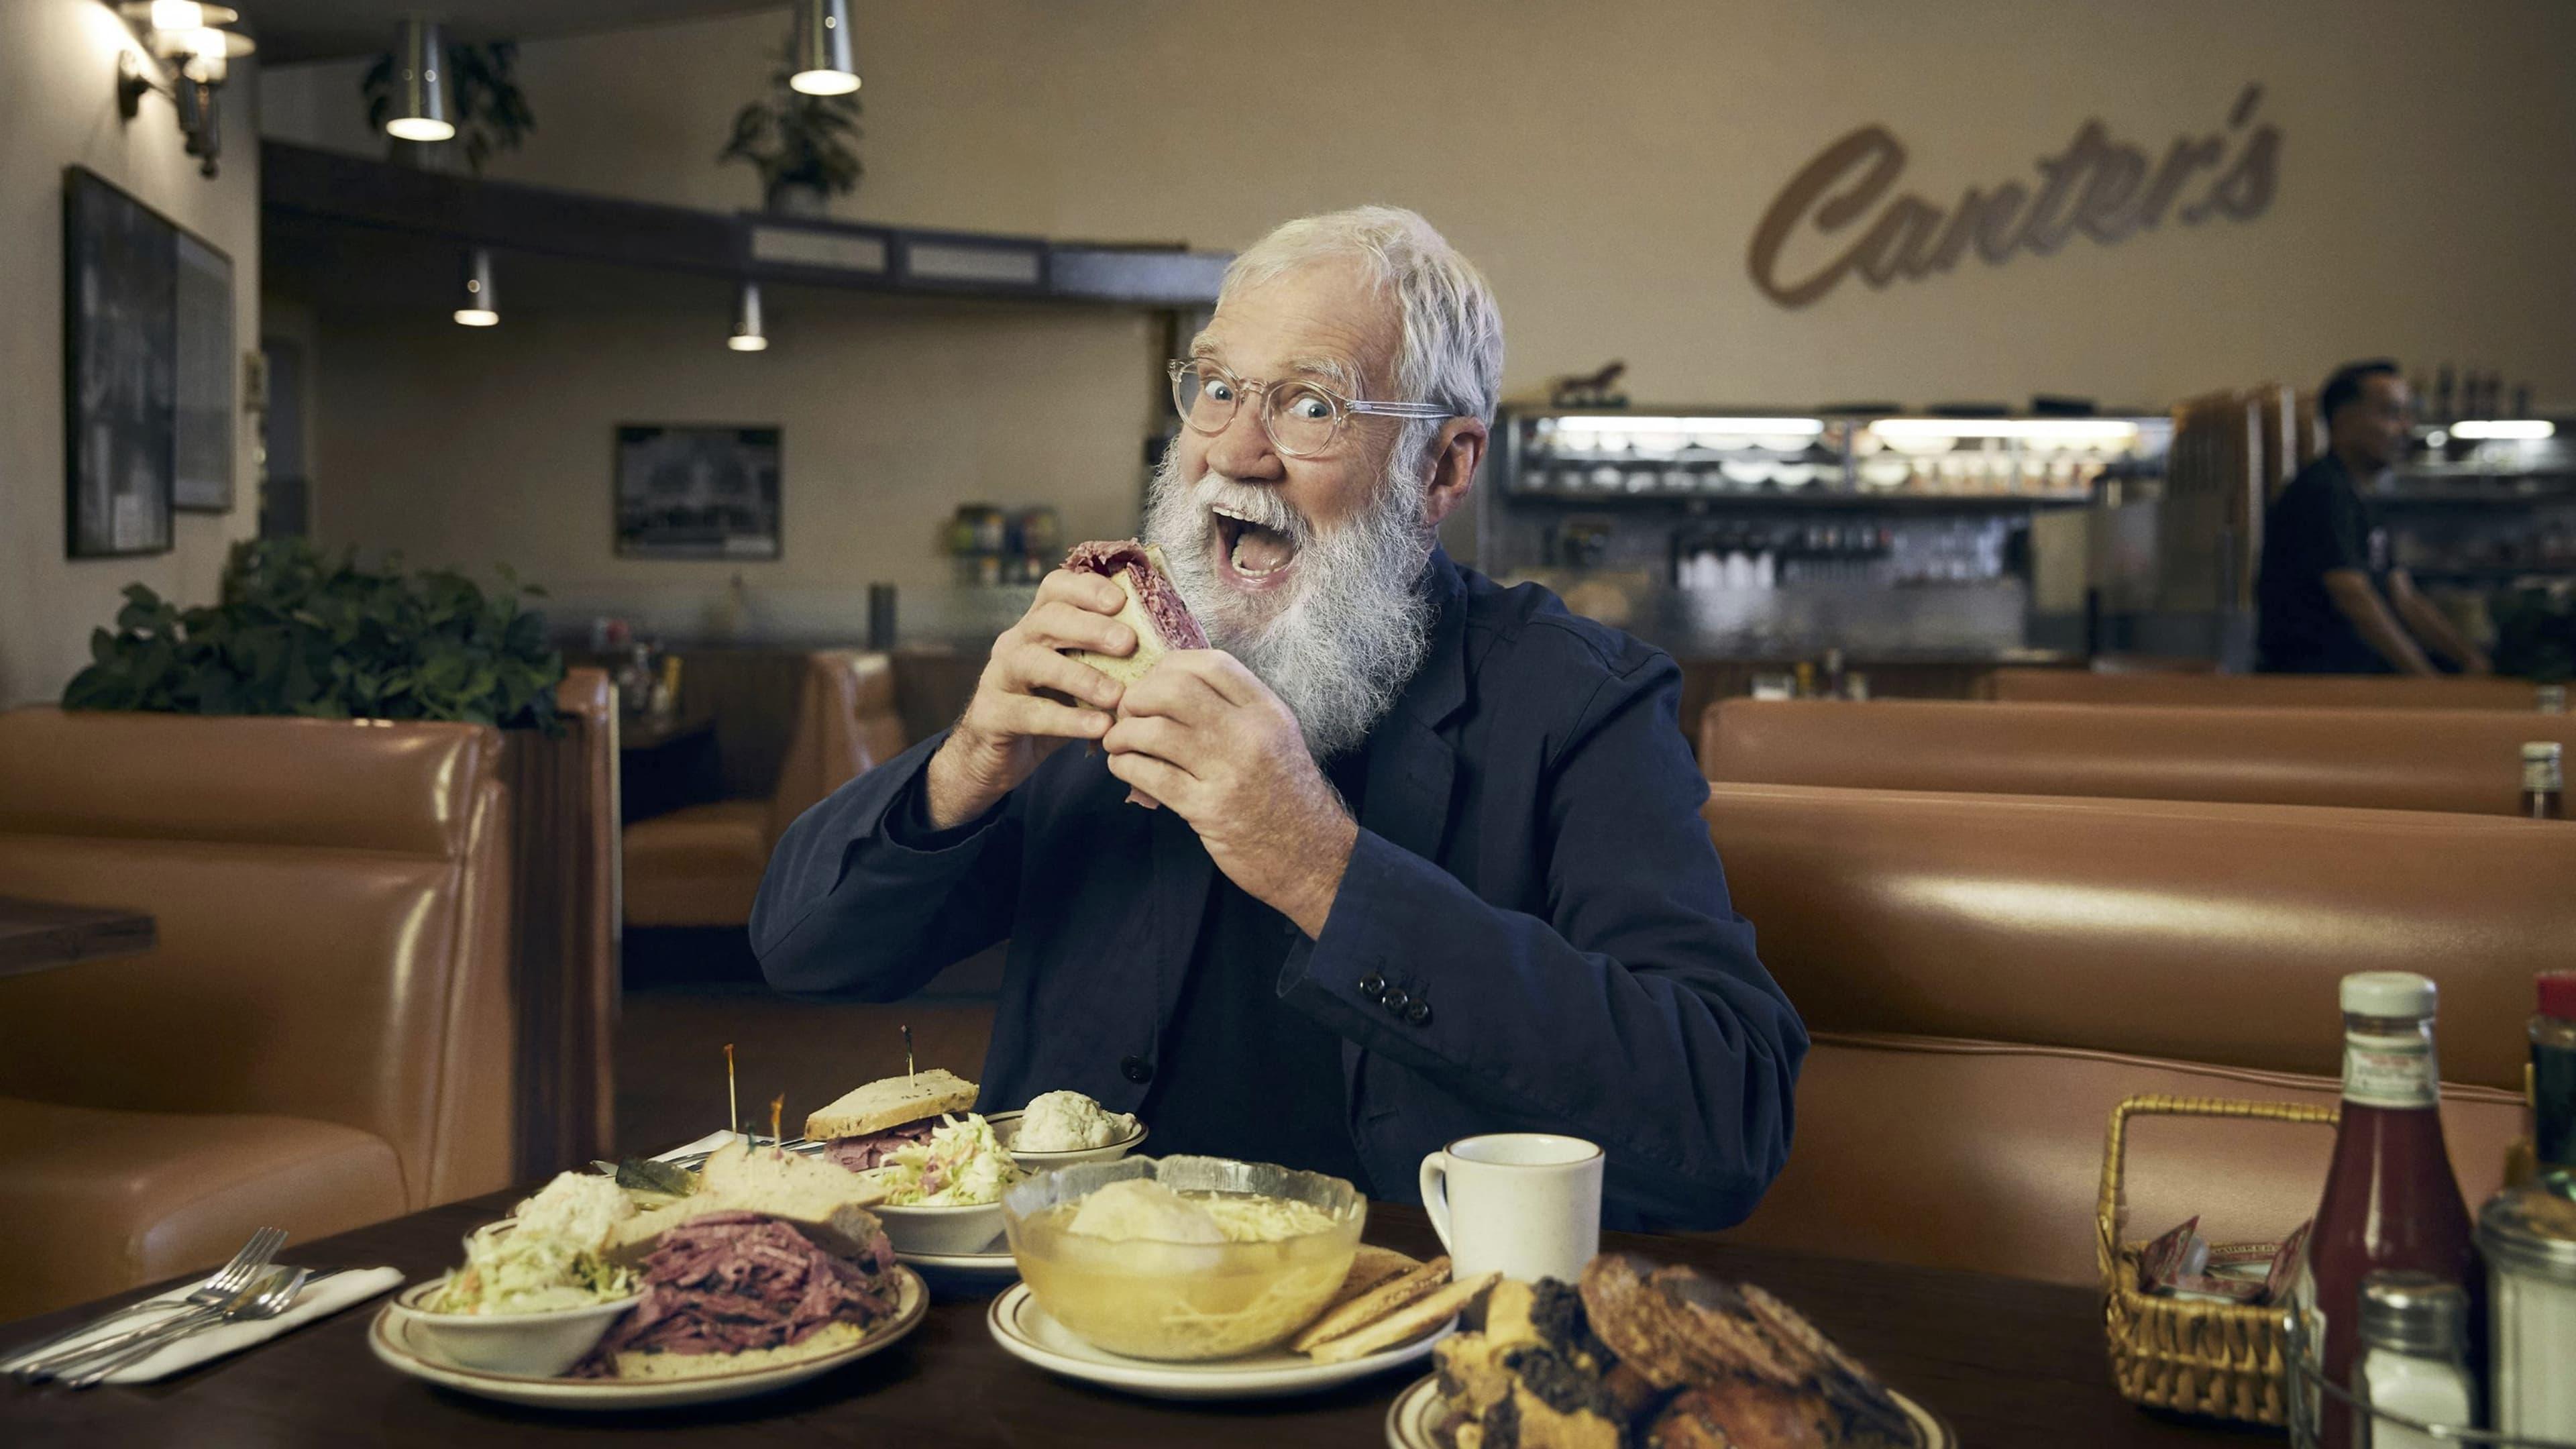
258, 0, 2576, 625
1, 1, 260, 708
306, 285, 1155, 640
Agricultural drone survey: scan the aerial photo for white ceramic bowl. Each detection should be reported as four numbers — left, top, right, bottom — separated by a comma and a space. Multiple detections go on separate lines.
385, 1279, 637, 1377
874, 1199, 1008, 1256
987, 1110, 1150, 1171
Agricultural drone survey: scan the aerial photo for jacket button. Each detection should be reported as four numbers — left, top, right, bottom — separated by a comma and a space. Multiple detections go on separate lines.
1357, 971, 1388, 999
1381, 988, 1411, 1016
1120, 1055, 1153, 1084
1405, 999, 1433, 1026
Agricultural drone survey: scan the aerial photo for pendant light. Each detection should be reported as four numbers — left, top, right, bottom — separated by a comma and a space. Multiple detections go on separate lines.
454, 248, 498, 327
384, 19, 456, 142
727, 282, 769, 352
789, 0, 861, 95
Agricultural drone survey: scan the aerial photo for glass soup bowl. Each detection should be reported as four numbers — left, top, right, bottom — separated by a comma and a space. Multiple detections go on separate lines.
1002, 1156, 1364, 1361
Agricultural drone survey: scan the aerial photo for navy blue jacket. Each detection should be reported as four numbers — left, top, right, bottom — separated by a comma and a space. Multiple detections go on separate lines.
751, 551, 1805, 1230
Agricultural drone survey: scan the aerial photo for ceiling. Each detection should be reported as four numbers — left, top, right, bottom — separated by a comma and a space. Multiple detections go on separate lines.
240, 0, 780, 65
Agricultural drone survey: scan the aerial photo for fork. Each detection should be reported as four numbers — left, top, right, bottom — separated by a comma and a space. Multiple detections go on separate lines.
62, 1267, 309, 1389
0, 1227, 285, 1374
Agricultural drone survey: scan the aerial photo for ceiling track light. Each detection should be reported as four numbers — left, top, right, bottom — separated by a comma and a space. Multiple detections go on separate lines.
454, 248, 498, 326
115, 3, 255, 177
385, 18, 457, 143
790, 0, 861, 95
728, 282, 769, 352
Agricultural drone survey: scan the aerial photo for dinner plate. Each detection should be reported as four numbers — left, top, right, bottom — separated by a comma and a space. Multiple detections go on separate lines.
986, 1281, 1451, 1401
1380, 1371, 1960, 1448
367, 1265, 926, 1409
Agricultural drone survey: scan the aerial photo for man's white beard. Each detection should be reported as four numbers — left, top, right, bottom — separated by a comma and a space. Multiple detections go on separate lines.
1142, 441, 1435, 761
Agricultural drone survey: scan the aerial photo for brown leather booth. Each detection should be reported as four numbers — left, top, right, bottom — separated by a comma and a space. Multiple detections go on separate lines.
1705, 782, 2558, 1285
1982, 666, 2551, 711
0, 708, 516, 1320
1701, 698, 2576, 816
624, 651, 908, 928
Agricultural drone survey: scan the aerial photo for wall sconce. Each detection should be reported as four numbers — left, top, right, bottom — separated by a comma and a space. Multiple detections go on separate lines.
728, 282, 769, 352
789, 0, 861, 95
455, 248, 499, 327
117, 4, 256, 178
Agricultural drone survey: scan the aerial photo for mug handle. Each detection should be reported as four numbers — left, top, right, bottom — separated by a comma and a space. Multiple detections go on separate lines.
1417, 1150, 1455, 1256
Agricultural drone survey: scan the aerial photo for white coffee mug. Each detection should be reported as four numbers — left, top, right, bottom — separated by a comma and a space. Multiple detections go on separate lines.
1417, 1133, 1603, 1284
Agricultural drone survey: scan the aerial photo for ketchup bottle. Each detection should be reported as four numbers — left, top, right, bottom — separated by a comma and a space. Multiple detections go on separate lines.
2298, 972, 2477, 1449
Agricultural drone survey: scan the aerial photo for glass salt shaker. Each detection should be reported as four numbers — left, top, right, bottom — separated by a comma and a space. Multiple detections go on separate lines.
2352, 1271, 2477, 1449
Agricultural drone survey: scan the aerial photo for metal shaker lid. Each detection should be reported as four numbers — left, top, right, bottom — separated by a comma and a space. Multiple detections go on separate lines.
2357, 1271, 2469, 1358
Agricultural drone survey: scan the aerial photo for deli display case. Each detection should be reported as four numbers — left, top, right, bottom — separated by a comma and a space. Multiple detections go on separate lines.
1470, 407, 2171, 661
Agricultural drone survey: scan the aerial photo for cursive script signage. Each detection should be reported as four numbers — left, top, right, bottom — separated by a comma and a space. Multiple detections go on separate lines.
1748, 84, 2280, 309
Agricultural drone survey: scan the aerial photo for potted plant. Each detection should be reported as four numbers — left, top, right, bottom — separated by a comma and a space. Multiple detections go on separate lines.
718, 45, 863, 217
63, 541, 614, 1175
66, 539, 564, 728
362, 38, 536, 175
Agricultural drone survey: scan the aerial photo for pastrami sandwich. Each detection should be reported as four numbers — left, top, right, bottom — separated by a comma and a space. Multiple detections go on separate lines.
582, 1140, 904, 1379
806, 1069, 981, 1173
1063, 539, 1208, 684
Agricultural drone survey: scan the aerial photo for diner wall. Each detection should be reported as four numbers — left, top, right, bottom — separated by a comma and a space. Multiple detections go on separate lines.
258, 0, 2576, 628
0, 1, 261, 708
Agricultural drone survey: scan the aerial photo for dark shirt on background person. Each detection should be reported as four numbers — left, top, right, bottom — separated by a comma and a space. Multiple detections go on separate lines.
2256, 453, 2392, 674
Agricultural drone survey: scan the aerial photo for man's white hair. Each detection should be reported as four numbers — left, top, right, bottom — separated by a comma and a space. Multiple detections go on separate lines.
1220, 205, 1505, 468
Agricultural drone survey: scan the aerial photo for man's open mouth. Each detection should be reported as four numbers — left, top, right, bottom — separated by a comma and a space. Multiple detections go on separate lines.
1212, 504, 1298, 586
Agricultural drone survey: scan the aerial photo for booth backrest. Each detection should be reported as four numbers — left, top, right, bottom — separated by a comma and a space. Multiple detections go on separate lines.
1703, 782, 2555, 1282
1981, 667, 2551, 711
770, 651, 906, 839
0, 708, 516, 1208
1704, 782, 2563, 1091
1701, 698, 2576, 816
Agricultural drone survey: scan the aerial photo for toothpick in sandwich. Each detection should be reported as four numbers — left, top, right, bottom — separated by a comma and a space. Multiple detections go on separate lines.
725, 1042, 739, 1143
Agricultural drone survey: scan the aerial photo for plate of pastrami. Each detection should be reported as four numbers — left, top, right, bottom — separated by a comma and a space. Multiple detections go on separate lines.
372, 1142, 925, 1408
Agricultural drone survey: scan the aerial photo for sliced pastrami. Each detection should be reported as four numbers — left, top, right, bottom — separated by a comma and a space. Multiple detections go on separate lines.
1065, 539, 1209, 650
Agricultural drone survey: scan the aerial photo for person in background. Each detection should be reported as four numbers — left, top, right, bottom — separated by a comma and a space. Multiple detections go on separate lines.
2257, 360, 2491, 674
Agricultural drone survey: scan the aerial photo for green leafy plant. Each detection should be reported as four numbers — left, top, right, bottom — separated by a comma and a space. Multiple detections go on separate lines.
717, 44, 863, 207
2489, 584, 2576, 683
362, 40, 536, 174
64, 540, 564, 733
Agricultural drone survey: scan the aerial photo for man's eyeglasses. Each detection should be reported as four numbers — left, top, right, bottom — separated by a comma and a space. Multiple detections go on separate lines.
1168, 358, 1451, 459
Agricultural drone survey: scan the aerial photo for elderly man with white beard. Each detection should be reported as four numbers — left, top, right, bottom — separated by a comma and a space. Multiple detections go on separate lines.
753, 207, 1805, 1230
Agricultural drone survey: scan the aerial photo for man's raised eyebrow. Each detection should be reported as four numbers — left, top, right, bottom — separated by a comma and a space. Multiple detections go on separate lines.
1289, 356, 1360, 391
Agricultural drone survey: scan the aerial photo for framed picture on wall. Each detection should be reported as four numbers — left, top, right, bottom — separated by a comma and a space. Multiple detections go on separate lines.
172, 229, 236, 512
62, 166, 177, 557
612, 424, 784, 560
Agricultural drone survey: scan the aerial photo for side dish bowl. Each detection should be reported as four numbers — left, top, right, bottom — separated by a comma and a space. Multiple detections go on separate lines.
1002, 1156, 1364, 1362
384, 1279, 637, 1377
873, 1199, 1008, 1257
987, 1109, 1149, 1171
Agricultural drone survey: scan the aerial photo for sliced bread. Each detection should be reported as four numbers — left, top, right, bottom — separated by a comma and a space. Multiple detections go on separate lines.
604, 1140, 888, 1264
804, 1069, 979, 1141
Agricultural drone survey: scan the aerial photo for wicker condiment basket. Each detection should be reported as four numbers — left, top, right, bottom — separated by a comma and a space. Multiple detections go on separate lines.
2096, 1093, 2339, 1426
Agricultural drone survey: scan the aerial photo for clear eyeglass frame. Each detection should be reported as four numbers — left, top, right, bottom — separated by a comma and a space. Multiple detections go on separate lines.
1167, 358, 1452, 458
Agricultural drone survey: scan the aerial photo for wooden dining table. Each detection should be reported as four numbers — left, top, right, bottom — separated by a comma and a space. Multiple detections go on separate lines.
0, 1192, 2271, 1448
0, 896, 155, 979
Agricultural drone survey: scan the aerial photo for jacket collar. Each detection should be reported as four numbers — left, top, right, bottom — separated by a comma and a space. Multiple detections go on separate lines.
1356, 547, 1466, 865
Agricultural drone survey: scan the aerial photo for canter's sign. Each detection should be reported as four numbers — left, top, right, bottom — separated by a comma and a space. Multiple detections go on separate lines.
1749, 84, 2280, 309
